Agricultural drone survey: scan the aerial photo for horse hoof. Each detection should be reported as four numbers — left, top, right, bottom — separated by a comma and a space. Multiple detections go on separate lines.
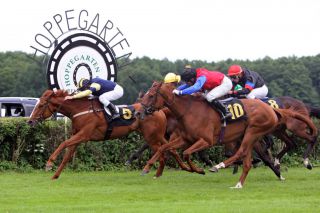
230, 182, 243, 189
141, 170, 149, 176
279, 175, 286, 181
124, 161, 131, 166
306, 164, 313, 170
45, 165, 53, 172
51, 175, 59, 180
198, 170, 205, 175
209, 167, 218, 173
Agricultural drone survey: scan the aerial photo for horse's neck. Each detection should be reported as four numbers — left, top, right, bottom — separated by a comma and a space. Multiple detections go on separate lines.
163, 95, 192, 118
56, 98, 100, 117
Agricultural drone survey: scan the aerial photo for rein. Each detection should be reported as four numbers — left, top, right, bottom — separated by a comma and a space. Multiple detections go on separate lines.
143, 82, 192, 121
36, 92, 104, 121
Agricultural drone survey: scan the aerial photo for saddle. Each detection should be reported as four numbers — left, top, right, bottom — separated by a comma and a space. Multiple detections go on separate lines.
260, 97, 284, 109
218, 98, 247, 122
104, 105, 136, 139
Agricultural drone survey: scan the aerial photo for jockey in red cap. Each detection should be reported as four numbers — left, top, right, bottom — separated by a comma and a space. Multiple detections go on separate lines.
227, 65, 268, 99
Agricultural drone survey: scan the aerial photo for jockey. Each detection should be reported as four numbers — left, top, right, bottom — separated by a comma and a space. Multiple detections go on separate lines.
227, 65, 268, 99
65, 77, 124, 120
173, 65, 233, 120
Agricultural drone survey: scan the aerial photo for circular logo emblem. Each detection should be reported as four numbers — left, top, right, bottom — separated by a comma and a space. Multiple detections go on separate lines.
47, 33, 118, 92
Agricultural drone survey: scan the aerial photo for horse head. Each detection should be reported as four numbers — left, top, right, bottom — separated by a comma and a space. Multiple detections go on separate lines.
139, 81, 177, 116
27, 89, 68, 126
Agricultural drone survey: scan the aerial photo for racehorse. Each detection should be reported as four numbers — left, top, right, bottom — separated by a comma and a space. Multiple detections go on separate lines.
127, 107, 213, 167
226, 96, 320, 174
27, 89, 191, 179
138, 81, 317, 188
270, 96, 320, 169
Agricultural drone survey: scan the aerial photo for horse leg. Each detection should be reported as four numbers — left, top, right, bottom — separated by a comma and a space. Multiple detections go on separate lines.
210, 133, 258, 174
302, 136, 318, 170
230, 147, 253, 189
51, 145, 77, 180
154, 152, 166, 178
253, 142, 285, 181
198, 150, 213, 167
142, 136, 186, 175
182, 138, 211, 175
285, 120, 318, 169
273, 131, 295, 169
168, 150, 192, 172
125, 143, 149, 166
46, 134, 86, 171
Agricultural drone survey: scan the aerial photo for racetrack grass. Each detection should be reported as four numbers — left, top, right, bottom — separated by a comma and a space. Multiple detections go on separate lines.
0, 167, 319, 213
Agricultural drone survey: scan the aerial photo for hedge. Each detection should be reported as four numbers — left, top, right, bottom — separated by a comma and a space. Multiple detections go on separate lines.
0, 118, 319, 172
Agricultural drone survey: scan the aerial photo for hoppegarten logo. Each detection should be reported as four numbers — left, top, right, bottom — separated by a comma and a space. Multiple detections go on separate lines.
30, 9, 132, 92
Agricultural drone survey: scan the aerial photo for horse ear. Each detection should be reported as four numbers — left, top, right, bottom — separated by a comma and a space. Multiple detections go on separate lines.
138, 90, 145, 99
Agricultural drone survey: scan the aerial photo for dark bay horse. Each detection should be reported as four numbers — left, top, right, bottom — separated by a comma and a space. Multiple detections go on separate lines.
271, 96, 320, 169
139, 82, 317, 188
28, 89, 190, 179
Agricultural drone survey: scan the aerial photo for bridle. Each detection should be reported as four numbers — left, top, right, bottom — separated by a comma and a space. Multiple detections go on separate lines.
141, 82, 190, 120
141, 82, 174, 114
34, 92, 62, 122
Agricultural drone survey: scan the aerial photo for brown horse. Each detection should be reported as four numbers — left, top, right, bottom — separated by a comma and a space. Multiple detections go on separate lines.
225, 96, 320, 174
139, 81, 317, 188
270, 96, 320, 169
27, 89, 191, 179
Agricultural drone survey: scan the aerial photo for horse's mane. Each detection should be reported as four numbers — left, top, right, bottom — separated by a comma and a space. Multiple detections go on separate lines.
154, 81, 207, 104
53, 89, 69, 97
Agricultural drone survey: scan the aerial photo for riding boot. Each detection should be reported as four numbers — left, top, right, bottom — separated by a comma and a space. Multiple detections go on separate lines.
106, 103, 120, 120
210, 100, 232, 121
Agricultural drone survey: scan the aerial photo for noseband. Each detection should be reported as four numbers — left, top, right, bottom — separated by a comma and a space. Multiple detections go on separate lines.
35, 93, 57, 122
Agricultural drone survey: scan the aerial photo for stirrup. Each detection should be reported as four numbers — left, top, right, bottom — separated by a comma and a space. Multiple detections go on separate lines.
111, 113, 120, 120
221, 112, 232, 121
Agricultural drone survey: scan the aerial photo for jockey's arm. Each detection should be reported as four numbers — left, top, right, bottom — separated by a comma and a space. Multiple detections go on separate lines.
233, 81, 254, 96
73, 90, 92, 99
177, 84, 188, 90
72, 83, 101, 99
180, 76, 206, 95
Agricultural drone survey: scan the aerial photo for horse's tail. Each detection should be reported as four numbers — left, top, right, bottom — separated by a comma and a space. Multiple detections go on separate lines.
273, 108, 318, 138
308, 105, 320, 119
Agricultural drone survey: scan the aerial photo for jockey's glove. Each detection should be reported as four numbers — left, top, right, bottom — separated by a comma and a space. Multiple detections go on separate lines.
172, 89, 182, 95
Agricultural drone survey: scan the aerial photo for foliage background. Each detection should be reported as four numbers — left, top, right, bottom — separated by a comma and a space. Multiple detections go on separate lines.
0, 51, 319, 170
0, 52, 319, 105
0, 118, 319, 171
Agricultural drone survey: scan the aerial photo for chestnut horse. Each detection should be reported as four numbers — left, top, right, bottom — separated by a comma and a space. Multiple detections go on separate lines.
27, 89, 190, 179
139, 81, 317, 188
225, 96, 320, 174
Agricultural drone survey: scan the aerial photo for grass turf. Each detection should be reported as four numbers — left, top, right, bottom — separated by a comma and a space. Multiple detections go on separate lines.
0, 167, 319, 212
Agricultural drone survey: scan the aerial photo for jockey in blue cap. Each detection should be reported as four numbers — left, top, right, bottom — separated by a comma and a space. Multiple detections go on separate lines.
65, 77, 124, 120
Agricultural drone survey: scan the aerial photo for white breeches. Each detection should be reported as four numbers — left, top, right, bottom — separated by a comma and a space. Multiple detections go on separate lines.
205, 76, 233, 102
246, 85, 268, 99
99, 84, 124, 106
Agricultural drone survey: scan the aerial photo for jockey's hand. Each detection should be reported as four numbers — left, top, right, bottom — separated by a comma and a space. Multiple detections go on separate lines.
172, 89, 182, 95
228, 90, 234, 95
64, 96, 74, 100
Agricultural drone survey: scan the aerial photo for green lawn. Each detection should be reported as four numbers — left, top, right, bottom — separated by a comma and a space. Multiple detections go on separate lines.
0, 167, 319, 213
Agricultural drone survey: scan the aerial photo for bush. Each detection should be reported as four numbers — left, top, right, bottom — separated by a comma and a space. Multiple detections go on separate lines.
0, 117, 319, 171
